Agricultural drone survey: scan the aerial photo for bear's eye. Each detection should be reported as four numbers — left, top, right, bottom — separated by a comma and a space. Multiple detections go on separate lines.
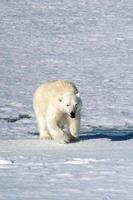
66, 104, 70, 107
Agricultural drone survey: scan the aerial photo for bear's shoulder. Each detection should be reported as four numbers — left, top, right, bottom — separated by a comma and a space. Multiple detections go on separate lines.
34, 80, 79, 100
49, 80, 78, 95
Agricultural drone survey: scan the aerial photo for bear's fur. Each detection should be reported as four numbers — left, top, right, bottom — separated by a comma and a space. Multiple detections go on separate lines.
33, 80, 82, 143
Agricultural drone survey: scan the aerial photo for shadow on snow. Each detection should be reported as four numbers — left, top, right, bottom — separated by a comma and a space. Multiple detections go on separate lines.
28, 128, 133, 141
80, 127, 133, 141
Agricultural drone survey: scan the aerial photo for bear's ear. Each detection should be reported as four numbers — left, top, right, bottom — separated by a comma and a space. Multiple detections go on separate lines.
58, 98, 62, 102
76, 92, 80, 97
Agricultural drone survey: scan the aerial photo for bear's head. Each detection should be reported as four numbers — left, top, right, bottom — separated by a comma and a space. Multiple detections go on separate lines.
57, 93, 82, 118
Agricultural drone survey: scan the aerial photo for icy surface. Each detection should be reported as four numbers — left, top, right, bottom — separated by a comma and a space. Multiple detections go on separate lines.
0, 0, 133, 199
0, 139, 133, 200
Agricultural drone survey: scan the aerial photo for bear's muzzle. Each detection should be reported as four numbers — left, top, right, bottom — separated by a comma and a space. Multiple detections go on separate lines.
70, 111, 76, 118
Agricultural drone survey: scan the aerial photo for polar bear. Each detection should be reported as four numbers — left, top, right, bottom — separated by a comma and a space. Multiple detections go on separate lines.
33, 80, 82, 143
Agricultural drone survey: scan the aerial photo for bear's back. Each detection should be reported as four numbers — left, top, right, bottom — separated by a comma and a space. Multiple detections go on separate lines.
33, 80, 78, 105
48, 80, 78, 96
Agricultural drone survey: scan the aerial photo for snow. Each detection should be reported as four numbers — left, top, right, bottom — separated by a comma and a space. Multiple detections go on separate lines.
0, 139, 133, 199
0, 0, 133, 199
0, 159, 14, 167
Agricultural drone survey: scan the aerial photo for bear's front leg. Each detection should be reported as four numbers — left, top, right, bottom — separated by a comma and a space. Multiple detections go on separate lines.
68, 117, 80, 142
47, 119, 70, 144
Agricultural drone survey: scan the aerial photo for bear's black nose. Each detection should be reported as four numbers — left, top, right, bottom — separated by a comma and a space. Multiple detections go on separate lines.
70, 111, 75, 118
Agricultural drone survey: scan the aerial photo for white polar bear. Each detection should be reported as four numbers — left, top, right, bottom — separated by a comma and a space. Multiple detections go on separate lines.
33, 80, 82, 143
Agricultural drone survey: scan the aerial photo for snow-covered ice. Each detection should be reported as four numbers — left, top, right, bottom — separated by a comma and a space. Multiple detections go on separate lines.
0, 0, 133, 199
0, 139, 133, 200
0, 158, 14, 168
